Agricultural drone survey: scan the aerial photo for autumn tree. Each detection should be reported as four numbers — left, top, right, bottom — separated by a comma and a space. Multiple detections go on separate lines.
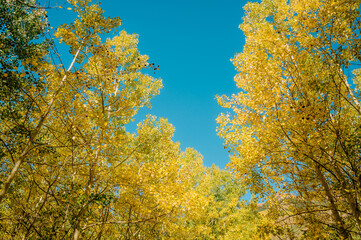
0, 0, 49, 198
184, 165, 272, 239
0, 0, 290, 239
162, 149, 271, 240
218, 0, 361, 238
0, 0, 123, 201
0, 0, 48, 112
0, 0, 214, 239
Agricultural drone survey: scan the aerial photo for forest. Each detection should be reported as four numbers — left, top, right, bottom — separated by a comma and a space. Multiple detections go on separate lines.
0, 0, 361, 239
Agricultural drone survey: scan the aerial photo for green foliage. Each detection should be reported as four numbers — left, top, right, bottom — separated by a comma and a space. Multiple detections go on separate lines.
0, 0, 48, 111
181, 165, 270, 239
0, 0, 49, 172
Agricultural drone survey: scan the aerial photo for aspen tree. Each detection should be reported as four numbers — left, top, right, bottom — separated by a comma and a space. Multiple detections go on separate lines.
218, 0, 361, 238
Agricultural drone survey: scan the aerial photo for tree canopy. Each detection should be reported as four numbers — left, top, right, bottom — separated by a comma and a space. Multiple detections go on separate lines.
0, 0, 256, 239
218, 0, 361, 238
2, 0, 361, 239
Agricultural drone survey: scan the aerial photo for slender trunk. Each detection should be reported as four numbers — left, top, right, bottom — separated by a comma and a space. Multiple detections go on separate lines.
73, 143, 99, 239
0, 45, 83, 203
339, 68, 361, 114
315, 164, 351, 239
332, 159, 361, 234
73, 229, 81, 240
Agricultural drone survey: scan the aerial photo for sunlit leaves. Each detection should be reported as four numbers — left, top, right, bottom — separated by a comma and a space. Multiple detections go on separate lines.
218, 0, 361, 238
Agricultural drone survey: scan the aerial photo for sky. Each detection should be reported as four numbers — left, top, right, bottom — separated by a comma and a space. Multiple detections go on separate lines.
49, 0, 250, 168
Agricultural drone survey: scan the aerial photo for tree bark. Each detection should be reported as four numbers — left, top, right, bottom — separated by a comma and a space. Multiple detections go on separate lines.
315, 164, 351, 239
0, 45, 83, 203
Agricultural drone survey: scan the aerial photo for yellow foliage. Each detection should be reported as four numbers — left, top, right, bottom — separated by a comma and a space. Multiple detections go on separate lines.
218, 0, 361, 238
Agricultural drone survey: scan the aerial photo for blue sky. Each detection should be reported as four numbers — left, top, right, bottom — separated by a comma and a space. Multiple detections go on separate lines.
49, 0, 250, 168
